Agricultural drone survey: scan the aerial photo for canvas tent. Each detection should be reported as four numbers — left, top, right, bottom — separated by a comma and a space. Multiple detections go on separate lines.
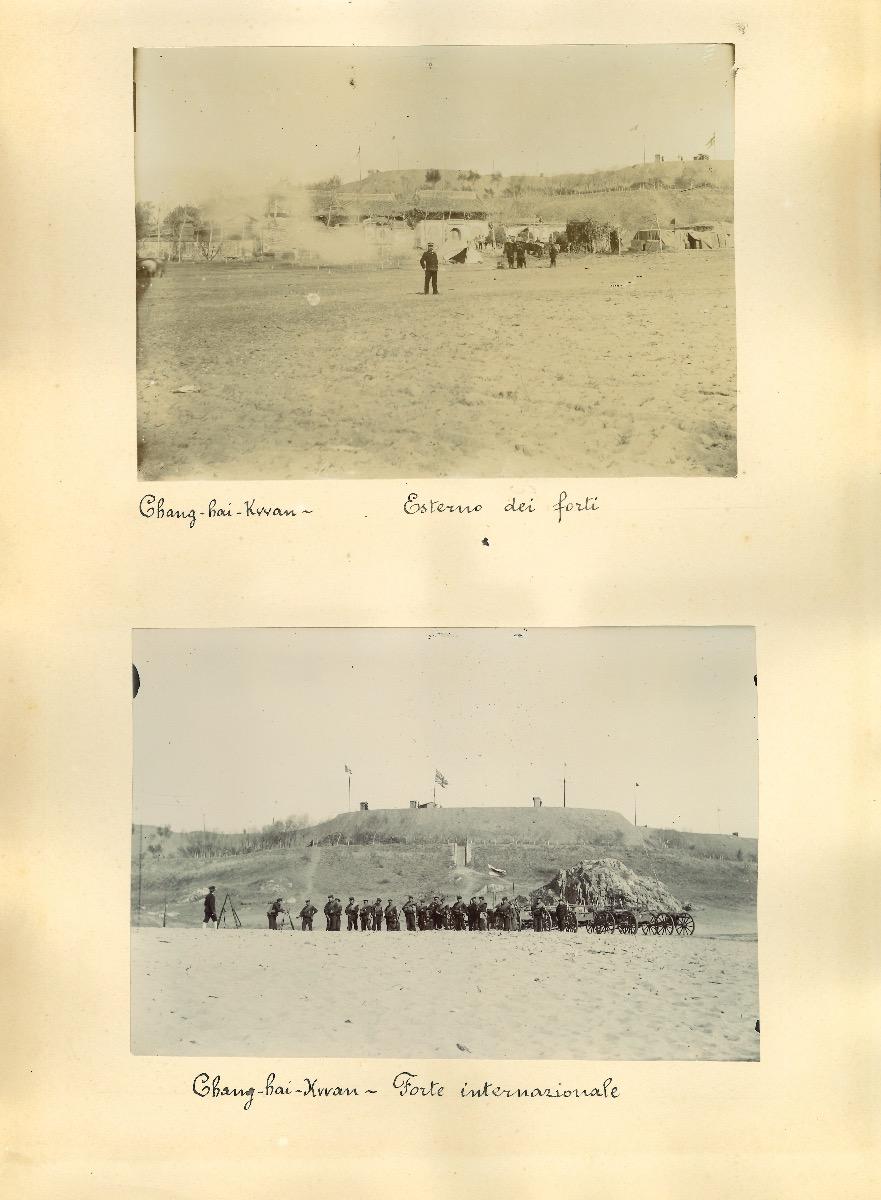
445, 244, 483, 265
685, 223, 733, 249
629, 227, 691, 252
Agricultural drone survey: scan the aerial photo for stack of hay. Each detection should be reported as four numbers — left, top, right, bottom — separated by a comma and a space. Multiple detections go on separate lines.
533, 857, 681, 912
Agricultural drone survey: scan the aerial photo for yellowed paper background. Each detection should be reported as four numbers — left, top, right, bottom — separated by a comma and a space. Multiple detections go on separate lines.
3, 1, 880, 1196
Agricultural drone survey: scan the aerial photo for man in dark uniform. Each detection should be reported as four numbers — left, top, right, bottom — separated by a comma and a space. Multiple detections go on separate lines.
531, 898, 546, 931
384, 900, 399, 930
417, 899, 430, 930
419, 242, 439, 295
504, 240, 516, 269
330, 896, 342, 931
467, 896, 479, 931
516, 243, 526, 269
299, 899, 317, 931
548, 241, 558, 267
345, 897, 359, 931
556, 897, 569, 931
267, 897, 284, 930
359, 899, 371, 931
323, 895, 335, 931
452, 896, 467, 931
403, 896, 417, 931
203, 885, 217, 930
372, 897, 384, 931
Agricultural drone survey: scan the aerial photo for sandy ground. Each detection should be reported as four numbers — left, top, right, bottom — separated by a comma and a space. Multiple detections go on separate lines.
136, 252, 736, 479
131, 912, 758, 1061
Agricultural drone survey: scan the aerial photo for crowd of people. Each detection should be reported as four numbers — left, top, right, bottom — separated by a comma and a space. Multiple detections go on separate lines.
253, 892, 580, 933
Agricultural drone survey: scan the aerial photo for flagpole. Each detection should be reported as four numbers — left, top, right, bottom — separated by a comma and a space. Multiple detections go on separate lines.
348, 772, 351, 812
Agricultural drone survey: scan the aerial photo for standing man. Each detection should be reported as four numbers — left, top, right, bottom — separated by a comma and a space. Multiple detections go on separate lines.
267, 897, 284, 930
299, 899, 317, 931
403, 896, 417, 931
372, 897, 384, 932
330, 896, 342, 931
419, 242, 439, 295
504, 240, 516, 269
384, 900, 399, 931
516, 243, 527, 269
345, 897, 359, 931
556, 897, 569, 931
203, 885, 217, 930
359, 899, 371, 931
467, 896, 479, 931
548, 240, 558, 267
323, 895, 336, 931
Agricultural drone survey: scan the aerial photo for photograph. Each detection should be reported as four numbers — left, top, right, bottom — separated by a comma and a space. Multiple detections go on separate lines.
135, 45, 736, 480
131, 627, 758, 1060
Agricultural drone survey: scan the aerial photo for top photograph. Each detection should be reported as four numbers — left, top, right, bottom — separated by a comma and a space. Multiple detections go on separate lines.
134, 45, 735, 480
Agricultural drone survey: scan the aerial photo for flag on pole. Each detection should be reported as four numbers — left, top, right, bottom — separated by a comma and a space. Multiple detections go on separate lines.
705, 133, 716, 149
488, 863, 506, 877
344, 764, 352, 775
434, 769, 448, 788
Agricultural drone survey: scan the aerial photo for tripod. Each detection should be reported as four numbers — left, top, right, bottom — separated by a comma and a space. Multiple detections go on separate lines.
216, 892, 242, 929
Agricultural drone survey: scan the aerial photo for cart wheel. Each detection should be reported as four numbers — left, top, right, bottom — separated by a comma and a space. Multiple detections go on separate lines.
677, 913, 695, 936
656, 913, 674, 935
623, 912, 637, 934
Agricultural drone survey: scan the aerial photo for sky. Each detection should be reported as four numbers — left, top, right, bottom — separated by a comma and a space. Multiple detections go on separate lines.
134, 45, 735, 207
132, 628, 757, 837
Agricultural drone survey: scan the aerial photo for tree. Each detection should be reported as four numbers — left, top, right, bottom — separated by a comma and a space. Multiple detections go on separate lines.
135, 201, 156, 240
164, 204, 201, 236
424, 168, 441, 187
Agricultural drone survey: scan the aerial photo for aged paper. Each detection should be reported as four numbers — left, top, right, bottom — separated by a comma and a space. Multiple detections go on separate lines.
3, 2, 880, 1198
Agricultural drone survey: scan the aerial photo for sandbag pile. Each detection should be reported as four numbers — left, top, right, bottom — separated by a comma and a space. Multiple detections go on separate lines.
533, 857, 681, 912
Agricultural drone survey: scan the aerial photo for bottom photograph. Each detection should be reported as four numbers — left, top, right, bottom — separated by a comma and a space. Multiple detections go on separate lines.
131, 626, 759, 1061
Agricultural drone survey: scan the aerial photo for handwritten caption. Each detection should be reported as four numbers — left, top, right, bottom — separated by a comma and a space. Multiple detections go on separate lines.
192, 1069, 620, 1111
138, 491, 599, 529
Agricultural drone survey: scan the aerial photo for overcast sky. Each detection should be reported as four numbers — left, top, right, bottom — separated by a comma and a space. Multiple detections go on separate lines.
135, 45, 734, 206
132, 628, 757, 837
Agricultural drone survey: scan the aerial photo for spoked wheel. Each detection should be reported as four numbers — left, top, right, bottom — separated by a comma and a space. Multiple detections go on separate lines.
654, 913, 675, 936
676, 913, 695, 936
640, 920, 653, 934
619, 912, 638, 935
596, 912, 615, 934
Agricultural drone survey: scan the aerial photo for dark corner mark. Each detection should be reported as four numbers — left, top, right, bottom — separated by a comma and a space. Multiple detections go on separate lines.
133, 664, 141, 699
753, 674, 757, 686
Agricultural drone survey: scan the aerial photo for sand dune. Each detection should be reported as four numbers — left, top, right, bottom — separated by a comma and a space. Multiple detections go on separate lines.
131, 917, 758, 1061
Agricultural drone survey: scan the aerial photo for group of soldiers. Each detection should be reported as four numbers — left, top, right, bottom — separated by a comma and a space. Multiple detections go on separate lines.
261, 892, 579, 932
501, 240, 559, 269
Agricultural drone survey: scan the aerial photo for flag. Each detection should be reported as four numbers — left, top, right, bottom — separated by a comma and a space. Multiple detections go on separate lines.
488, 863, 506, 877
705, 133, 716, 149
434, 769, 448, 788
344, 764, 352, 775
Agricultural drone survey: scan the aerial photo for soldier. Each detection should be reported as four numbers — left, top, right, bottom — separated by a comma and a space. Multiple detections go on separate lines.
504, 240, 516, 269
330, 895, 342, 931
419, 242, 439, 295
323, 895, 335, 931
299, 899, 317, 931
417, 898, 430, 930
452, 896, 467, 931
372, 897, 384, 932
478, 901, 489, 931
467, 896, 479, 931
384, 899, 399, 930
556, 897, 569, 931
267, 897, 284, 930
531, 898, 545, 931
430, 896, 444, 929
498, 896, 513, 931
203, 885, 217, 930
402, 896, 417, 931
516, 243, 527, 269
548, 240, 558, 267
345, 897, 359, 931
359, 899, 371, 931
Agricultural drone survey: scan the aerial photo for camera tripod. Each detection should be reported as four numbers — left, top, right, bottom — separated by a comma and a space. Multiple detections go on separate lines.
216, 892, 242, 929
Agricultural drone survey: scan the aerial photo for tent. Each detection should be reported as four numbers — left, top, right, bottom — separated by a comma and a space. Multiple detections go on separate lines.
445, 244, 484, 265
685, 223, 733, 249
629, 227, 691, 252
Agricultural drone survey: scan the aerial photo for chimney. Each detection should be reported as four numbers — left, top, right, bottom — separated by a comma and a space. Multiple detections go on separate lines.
532, 797, 542, 808
409, 800, 417, 809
